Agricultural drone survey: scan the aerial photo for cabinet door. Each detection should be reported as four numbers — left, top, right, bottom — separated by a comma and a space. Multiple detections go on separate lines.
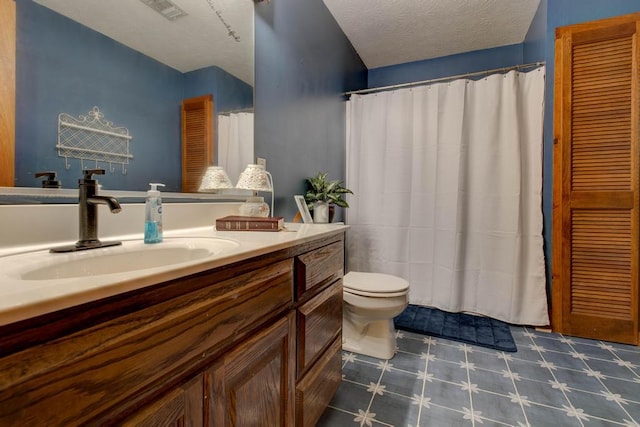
207, 314, 296, 426
553, 13, 640, 344
121, 375, 203, 427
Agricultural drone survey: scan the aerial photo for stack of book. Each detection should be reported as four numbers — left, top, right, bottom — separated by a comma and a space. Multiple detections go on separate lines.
215, 215, 285, 232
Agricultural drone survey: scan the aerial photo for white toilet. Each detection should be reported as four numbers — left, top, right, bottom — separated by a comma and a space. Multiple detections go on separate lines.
342, 271, 410, 360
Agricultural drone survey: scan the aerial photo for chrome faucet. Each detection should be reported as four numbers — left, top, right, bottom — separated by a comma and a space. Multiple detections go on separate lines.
51, 169, 122, 253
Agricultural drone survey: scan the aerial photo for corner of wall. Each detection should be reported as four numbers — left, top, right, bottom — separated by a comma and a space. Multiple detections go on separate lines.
523, 0, 547, 63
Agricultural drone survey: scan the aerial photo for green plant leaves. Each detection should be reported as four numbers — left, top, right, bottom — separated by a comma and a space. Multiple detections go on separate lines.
304, 171, 353, 209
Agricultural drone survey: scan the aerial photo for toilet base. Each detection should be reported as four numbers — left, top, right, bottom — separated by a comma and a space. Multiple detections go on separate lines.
342, 317, 397, 360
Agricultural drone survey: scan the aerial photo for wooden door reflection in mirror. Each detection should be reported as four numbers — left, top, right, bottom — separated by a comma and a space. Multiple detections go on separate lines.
0, 0, 15, 187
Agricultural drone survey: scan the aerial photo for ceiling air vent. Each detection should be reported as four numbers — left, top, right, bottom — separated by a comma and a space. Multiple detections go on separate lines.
139, 0, 187, 21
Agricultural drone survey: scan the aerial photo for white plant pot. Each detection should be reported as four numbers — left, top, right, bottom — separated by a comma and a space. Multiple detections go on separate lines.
313, 201, 329, 223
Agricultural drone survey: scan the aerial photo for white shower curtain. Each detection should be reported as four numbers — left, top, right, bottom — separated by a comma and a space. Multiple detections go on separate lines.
345, 68, 548, 326
218, 112, 254, 182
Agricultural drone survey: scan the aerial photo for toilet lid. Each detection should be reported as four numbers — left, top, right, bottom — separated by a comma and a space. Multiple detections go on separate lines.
343, 271, 409, 294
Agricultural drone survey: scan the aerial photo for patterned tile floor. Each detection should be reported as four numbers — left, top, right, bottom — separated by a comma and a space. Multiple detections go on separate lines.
318, 327, 640, 427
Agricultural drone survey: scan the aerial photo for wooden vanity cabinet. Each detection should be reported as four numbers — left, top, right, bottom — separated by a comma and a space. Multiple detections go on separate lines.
0, 231, 345, 426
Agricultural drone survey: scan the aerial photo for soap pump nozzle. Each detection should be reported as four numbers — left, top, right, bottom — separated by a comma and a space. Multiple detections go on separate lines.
148, 182, 165, 195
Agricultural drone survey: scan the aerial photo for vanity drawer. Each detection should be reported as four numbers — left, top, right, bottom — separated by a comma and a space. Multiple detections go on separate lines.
295, 336, 342, 427
297, 279, 342, 376
295, 241, 344, 299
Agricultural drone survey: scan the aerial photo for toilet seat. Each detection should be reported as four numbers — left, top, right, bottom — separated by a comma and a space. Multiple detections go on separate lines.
344, 288, 408, 298
344, 272, 409, 298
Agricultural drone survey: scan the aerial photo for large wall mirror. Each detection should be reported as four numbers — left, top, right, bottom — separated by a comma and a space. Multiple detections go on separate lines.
4, 0, 254, 199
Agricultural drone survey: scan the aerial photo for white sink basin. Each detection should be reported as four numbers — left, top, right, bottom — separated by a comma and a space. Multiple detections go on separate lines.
12, 238, 240, 281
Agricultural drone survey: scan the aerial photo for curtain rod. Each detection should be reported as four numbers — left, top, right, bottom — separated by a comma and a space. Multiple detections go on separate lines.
345, 61, 545, 97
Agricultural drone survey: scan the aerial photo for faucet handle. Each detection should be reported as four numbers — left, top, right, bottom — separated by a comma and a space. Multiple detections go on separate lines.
82, 169, 105, 181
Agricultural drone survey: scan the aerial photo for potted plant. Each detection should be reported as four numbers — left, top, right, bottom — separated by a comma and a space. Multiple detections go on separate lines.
305, 172, 353, 223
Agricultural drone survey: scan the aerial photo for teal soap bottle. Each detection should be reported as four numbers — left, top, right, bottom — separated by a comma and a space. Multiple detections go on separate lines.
144, 183, 165, 244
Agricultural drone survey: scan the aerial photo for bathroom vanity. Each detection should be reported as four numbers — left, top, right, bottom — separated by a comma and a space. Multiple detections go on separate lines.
0, 222, 345, 426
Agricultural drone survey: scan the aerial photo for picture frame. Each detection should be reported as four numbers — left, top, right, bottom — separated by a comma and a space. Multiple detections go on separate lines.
294, 195, 313, 223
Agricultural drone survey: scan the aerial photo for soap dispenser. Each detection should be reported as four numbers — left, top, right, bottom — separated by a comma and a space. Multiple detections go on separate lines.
35, 171, 62, 188
144, 183, 165, 244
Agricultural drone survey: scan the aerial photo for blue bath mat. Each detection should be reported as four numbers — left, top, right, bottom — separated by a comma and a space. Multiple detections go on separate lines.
394, 305, 517, 352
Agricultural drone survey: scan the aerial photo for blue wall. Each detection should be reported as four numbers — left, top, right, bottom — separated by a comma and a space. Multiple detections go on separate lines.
254, 0, 367, 220
15, 0, 252, 192
184, 66, 253, 114
523, 0, 550, 292
369, 43, 524, 88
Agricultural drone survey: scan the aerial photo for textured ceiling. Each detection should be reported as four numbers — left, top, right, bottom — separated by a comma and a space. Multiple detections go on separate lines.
34, 0, 541, 85
323, 0, 541, 69
35, 0, 254, 85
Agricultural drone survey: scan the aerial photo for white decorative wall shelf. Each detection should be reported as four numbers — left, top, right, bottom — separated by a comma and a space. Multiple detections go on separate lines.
57, 106, 133, 174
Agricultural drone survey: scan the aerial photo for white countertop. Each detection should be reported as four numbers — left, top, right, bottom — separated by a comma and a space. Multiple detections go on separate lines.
0, 223, 347, 326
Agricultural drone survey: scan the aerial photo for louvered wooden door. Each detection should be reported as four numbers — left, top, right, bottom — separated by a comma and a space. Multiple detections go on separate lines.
181, 94, 213, 192
553, 14, 640, 344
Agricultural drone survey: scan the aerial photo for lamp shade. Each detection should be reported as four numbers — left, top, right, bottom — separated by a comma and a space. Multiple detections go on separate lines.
235, 164, 275, 217
235, 164, 272, 192
198, 166, 234, 192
